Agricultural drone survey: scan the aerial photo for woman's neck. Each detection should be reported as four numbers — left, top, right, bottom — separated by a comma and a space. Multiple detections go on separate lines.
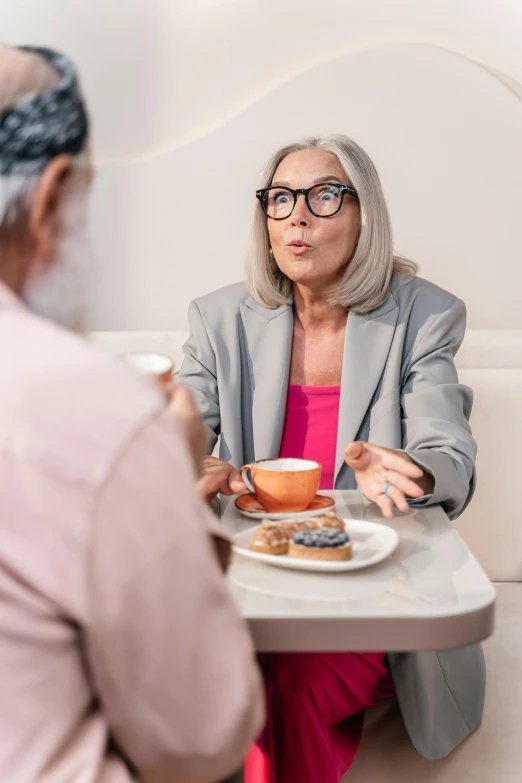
293, 283, 347, 333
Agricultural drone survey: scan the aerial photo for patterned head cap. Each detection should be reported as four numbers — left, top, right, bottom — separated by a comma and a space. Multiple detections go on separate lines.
0, 46, 89, 176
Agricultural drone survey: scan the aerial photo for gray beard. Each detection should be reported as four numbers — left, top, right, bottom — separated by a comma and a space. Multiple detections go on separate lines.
22, 189, 93, 332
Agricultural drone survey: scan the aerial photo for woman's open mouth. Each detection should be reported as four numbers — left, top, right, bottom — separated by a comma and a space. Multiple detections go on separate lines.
287, 240, 312, 255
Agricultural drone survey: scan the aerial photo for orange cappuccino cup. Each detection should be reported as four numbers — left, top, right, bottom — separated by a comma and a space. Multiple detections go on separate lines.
240, 457, 322, 513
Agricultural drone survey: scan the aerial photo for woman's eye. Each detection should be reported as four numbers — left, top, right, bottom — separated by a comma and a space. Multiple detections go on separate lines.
318, 188, 338, 201
274, 193, 291, 204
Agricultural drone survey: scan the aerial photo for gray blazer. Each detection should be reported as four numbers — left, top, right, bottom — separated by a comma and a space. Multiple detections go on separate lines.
178, 271, 485, 760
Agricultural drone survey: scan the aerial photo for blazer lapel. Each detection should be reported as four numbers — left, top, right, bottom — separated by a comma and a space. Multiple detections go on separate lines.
334, 293, 399, 484
240, 297, 293, 461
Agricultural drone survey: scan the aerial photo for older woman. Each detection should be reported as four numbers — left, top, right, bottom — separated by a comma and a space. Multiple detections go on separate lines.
178, 135, 483, 783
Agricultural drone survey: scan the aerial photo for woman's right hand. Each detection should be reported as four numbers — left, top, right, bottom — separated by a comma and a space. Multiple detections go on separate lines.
197, 456, 247, 503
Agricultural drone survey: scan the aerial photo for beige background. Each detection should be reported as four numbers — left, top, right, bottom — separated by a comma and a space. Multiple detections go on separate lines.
2, 0, 522, 330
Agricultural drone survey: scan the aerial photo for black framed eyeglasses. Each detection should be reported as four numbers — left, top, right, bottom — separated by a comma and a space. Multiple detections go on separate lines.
255, 182, 358, 220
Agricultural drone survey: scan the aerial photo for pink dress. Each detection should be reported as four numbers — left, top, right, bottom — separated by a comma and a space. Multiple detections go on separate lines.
279, 384, 342, 489
245, 385, 395, 783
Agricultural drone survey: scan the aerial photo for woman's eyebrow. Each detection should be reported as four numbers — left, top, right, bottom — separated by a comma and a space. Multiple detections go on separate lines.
270, 175, 345, 187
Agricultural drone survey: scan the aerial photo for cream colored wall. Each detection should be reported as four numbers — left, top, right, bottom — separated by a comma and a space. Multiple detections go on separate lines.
3, 1, 522, 330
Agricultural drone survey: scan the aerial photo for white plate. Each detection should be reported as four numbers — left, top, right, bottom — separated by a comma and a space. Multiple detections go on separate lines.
232, 519, 399, 572
234, 494, 335, 520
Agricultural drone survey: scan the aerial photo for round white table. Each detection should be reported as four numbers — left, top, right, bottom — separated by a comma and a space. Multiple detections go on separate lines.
222, 490, 496, 652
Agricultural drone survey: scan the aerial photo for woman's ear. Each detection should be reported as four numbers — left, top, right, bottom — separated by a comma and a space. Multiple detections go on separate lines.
29, 154, 74, 267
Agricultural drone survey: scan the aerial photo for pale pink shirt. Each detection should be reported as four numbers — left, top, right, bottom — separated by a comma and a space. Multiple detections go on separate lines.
0, 283, 263, 783
279, 385, 341, 489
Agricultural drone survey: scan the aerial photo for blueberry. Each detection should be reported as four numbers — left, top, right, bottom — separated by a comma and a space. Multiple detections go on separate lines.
292, 528, 349, 548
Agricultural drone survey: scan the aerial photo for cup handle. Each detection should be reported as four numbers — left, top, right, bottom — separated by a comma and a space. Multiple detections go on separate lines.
240, 464, 255, 494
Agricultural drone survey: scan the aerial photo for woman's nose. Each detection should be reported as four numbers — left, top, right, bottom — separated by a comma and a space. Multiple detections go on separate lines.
290, 193, 311, 226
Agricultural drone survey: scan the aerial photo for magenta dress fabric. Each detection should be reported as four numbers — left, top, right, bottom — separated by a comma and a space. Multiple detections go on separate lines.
279, 385, 341, 490
245, 385, 395, 783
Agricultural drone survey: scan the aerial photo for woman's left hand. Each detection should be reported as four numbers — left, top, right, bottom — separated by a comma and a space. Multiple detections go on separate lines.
344, 441, 434, 518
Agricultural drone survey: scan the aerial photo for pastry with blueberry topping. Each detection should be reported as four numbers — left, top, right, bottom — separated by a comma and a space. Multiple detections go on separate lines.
288, 527, 352, 561
249, 514, 347, 555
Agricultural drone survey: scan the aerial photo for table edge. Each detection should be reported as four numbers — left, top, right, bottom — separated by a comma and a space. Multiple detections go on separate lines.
248, 596, 496, 652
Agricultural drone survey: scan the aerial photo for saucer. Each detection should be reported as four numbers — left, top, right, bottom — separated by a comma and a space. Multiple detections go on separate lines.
235, 492, 335, 520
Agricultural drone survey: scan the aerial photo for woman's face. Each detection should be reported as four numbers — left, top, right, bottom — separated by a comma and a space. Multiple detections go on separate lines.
267, 149, 360, 291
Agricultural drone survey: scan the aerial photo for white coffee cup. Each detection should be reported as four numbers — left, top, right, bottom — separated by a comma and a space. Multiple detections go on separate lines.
122, 352, 174, 390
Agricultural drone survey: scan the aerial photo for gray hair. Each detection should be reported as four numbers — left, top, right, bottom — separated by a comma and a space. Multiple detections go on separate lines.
246, 134, 418, 313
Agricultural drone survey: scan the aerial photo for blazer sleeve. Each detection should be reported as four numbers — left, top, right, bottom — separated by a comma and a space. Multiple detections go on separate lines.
177, 300, 220, 453
401, 298, 477, 519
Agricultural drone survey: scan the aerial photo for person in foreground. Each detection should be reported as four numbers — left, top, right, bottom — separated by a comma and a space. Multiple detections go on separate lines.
178, 134, 483, 782
0, 45, 263, 782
